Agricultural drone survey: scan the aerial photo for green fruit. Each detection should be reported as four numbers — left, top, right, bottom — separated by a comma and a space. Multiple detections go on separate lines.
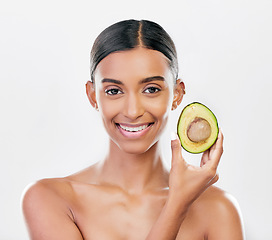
177, 102, 219, 154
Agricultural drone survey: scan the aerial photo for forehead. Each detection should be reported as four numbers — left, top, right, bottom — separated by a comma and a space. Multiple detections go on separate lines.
94, 47, 172, 82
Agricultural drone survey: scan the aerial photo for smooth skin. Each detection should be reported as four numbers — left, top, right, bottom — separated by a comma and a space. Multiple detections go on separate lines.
22, 47, 245, 239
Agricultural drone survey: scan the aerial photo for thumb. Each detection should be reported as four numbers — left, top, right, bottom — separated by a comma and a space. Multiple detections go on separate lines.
171, 132, 184, 166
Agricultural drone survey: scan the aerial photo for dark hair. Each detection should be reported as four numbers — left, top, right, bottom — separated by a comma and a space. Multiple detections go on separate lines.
90, 19, 179, 82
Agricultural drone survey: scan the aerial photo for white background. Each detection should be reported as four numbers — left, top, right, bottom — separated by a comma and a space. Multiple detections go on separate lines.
0, 0, 271, 239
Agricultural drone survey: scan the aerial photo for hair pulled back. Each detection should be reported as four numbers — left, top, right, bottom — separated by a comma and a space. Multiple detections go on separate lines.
90, 19, 178, 82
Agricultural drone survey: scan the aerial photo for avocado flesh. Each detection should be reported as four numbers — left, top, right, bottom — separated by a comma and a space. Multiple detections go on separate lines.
177, 102, 219, 154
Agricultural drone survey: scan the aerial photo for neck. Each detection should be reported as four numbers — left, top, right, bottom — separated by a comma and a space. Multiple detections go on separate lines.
97, 140, 169, 194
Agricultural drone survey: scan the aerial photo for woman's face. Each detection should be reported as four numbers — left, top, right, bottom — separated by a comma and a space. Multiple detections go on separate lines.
89, 47, 183, 154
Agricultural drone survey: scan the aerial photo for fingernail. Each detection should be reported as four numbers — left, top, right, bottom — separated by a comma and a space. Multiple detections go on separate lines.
171, 132, 178, 141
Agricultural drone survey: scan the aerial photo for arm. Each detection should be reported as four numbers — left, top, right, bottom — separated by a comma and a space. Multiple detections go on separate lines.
146, 130, 223, 240
22, 181, 83, 240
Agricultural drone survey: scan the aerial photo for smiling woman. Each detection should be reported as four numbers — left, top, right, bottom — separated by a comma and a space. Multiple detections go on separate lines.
22, 19, 245, 240
87, 47, 176, 154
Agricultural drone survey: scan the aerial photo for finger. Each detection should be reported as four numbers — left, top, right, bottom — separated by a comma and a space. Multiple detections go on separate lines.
200, 149, 209, 167
203, 129, 224, 170
210, 128, 223, 152
171, 132, 185, 167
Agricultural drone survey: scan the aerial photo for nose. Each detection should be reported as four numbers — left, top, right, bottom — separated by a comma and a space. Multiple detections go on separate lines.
123, 93, 144, 120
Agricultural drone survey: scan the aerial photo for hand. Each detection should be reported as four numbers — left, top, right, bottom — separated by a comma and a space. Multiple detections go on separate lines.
168, 129, 224, 207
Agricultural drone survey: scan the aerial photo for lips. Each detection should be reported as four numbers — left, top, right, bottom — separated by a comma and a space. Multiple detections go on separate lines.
116, 123, 153, 138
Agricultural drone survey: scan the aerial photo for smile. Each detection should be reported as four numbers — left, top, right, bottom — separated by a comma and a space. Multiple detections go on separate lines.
116, 123, 154, 138
119, 124, 149, 132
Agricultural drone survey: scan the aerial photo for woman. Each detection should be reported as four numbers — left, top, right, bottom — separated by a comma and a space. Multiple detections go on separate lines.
22, 19, 244, 239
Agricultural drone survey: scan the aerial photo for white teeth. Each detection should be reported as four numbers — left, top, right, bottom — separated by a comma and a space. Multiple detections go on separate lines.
119, 124, 149, 132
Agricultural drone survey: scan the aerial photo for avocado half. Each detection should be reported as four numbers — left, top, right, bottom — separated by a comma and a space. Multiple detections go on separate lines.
177, 102, 219, 154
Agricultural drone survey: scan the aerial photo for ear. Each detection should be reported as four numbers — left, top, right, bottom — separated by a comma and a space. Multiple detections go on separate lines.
172, 79, 185, 110
86, 81, 98, 110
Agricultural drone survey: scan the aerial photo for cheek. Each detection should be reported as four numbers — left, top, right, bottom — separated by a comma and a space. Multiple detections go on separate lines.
98, 99, 120, 122
95, 89, 120, 122
146, 92, 172, 119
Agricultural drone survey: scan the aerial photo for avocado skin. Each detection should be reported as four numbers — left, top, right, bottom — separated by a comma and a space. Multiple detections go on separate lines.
177, 102, 219, 154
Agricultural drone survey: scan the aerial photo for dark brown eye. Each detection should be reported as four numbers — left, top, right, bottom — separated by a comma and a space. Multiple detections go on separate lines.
144, 87, 161, 94
105, 88, 123, 95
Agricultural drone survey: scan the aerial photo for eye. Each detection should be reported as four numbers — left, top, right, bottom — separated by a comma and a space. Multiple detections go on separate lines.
105, 88, 123, 96
143, 86, 161, 94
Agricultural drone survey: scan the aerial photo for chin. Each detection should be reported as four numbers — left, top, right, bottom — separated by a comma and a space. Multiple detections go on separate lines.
113, 138, 158, 155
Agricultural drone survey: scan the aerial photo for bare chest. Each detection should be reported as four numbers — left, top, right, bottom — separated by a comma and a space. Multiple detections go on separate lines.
71, 185, 205, 240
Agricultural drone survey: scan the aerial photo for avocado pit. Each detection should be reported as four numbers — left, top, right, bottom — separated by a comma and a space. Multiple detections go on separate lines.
187, 117, 211, 143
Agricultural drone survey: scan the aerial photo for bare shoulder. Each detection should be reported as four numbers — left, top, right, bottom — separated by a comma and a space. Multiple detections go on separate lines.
194, 186, 245, 239
22, 178, 75, 228
22, 178, 83, 240
199, 185, 241, 210
22, 163, 99, 205
199, 186, 244, 222
22, 178, 74, 207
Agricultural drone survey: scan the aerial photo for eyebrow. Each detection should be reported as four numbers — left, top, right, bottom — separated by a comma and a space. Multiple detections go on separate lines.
140, 76, 165, 84
101, 76, 165, 85
101, 78, 124, 85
